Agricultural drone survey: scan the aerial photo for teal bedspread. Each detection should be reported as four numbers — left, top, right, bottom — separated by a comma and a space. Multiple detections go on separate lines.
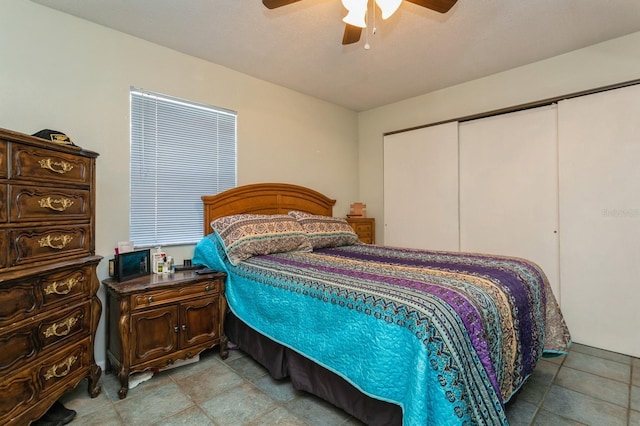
193, 235, 571, 425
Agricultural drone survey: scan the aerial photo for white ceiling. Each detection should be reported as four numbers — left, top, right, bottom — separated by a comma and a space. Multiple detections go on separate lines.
30, 0, 640, 111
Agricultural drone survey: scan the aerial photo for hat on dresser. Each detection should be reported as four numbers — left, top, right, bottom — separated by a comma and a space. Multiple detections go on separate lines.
31, 129, 76, 146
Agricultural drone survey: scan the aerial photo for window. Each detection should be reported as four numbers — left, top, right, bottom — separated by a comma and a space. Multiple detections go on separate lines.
130, 88, 237, 246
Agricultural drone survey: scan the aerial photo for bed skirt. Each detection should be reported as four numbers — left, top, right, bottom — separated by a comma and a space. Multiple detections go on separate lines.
225, 311, 403, 425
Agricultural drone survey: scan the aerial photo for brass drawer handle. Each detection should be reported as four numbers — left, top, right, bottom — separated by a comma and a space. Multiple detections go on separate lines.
38, 234, 73, 249
44, 355, 78, 380
39, 196, 75, 212
39, 158, 74, 174
43, 316, 79, 338
205, 285, 211, 292
44, 277, 78, 295
148, 296, 154, 303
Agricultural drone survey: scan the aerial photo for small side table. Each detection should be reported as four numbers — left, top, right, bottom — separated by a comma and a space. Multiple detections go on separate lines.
103, 270, 228, 399
346, 217, 375, 244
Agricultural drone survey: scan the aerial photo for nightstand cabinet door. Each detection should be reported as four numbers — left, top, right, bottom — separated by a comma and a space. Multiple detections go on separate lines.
131, 306, 179, 364
180, 296, 220, 348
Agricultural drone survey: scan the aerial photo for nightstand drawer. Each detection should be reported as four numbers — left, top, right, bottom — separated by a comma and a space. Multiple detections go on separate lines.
131, 280, 220, 310
353, 226, 372, 237
346, 217, 375, 244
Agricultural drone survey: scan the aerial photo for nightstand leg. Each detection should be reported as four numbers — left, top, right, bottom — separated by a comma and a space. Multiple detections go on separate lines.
117, 366, 129, 399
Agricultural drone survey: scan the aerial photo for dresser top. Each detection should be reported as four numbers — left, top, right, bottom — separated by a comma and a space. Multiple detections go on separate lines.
0, 127, 99, 158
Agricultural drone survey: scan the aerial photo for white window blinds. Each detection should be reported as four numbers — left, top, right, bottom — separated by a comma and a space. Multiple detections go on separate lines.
130, 88, 237, 246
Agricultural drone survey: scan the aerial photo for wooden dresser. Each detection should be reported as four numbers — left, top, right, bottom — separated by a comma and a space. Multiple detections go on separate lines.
0, 127, 102, 425
346, 217, 375, 244
103, 271, 228, 399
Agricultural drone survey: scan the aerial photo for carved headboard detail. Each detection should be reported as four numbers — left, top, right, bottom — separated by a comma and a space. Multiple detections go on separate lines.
202, 183, 336, 235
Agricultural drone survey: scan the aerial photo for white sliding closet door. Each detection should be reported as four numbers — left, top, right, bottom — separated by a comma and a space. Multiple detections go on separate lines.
459, 106, 560, 298
383, 122, 459, 250
558, 85, 640, 357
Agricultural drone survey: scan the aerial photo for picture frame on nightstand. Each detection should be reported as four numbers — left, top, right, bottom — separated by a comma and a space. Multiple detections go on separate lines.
115, 249, 151, 282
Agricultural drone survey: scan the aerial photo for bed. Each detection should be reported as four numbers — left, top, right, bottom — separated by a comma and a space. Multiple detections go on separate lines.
193, 183, 571, 426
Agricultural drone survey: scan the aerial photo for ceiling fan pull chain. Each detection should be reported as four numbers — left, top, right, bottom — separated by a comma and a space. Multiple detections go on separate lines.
365, 0, 373, 49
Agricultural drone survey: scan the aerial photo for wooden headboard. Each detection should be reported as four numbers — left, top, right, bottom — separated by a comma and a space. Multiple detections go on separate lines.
202, 183, 336, 235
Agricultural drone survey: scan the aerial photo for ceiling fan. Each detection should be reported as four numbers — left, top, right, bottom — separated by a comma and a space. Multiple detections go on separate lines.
262, 0, 458, 45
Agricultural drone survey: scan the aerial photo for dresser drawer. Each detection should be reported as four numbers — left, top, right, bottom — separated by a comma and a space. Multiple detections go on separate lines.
10, 185, 90, 222
0, 230, 6, 269
11, 144, 91, 186
0, 266, 91, 327
38, 338, 91, 394
0, 374, 36, 422
0, 337, 91, 424
41, 266, 92, 307
131, 280, 221, 311
0, 141, 6, 179
0, 302, 90, 373
0, 185, 7, 223
9, 224, 91, 266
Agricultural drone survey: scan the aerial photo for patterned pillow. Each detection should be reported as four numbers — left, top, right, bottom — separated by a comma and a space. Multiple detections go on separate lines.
288, 211, 360, 249
211, 214, 312, 265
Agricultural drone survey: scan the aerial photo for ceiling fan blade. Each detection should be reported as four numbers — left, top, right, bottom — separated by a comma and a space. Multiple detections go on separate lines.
262, 0, 302, 9
405, 0, 457, 13
342, 24, 362, 45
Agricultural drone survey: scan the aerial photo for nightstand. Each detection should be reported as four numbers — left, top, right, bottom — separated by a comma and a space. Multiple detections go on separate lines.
102, 270, 228, 399
346, 217, 375, 244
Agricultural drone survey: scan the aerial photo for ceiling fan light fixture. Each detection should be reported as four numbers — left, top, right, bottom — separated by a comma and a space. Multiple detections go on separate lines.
342, 0, 368, 28
375, 0, 403, 19
341, 0, 366, 10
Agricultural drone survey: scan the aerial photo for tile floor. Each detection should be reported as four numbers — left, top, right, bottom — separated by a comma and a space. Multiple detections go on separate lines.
58, 342, 639, 425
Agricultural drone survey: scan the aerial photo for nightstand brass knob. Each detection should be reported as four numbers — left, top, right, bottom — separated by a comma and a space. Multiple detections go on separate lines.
181, 325, 187, 331
174, 326, 179, 333
148, 296, 154, 303
205, 285, 211, 292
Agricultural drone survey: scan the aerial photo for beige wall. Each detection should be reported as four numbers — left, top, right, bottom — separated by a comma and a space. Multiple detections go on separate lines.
358, 31, 640, 243
0, 0, 359, 367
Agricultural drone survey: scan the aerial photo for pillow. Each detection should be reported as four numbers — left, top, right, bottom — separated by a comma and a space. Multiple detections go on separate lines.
288, 211, 360, 249
210, 214, 312, 265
